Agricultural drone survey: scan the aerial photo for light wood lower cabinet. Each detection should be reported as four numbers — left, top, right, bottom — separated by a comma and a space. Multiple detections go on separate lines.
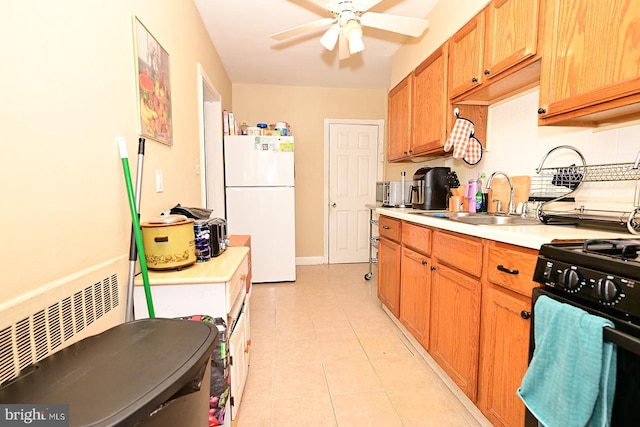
430, 258, 482, 401
378, 236, 401, 318
478, 283, 532, 427
378, 216, 402, 318
400, 247, 432, 348
376, 217, 539, 417
478, 240, 538, 426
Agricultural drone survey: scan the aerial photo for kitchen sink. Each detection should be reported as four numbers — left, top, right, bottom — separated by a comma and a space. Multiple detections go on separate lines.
406, 210, 541, 225
407, 211, 472, 218
449, 214, 541, 226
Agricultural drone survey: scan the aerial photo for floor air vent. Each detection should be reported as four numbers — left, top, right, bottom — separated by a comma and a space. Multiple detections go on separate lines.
0, 261, 125, 386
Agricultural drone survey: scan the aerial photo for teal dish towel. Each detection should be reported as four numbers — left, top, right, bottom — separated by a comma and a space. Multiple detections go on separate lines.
517, 295, 617, 427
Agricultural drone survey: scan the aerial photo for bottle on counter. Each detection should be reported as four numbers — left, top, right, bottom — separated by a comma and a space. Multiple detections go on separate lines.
475, 173, 486, 212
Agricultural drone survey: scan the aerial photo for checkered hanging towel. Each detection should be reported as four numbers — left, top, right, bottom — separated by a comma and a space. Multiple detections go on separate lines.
445, 115, 475, 159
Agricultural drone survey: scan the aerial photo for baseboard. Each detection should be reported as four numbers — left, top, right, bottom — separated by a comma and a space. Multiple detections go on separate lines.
295, 256, 325, 265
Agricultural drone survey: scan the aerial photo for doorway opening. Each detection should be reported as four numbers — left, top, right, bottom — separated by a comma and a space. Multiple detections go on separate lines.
197, 64, 225, 217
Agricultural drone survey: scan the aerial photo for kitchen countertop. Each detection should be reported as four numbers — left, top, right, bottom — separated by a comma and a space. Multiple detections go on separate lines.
376, 207, 633, 250
134, 246, 249, 286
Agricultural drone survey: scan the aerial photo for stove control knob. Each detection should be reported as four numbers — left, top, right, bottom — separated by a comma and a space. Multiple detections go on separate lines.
559, 268, 581, 291
595, 278, 619, 303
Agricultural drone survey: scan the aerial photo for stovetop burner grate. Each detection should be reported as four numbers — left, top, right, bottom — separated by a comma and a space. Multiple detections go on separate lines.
582, 239, 640, 261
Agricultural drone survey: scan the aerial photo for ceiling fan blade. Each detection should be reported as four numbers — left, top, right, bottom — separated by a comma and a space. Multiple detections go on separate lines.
303, 0, 339, 12
270, 17, 335, 41
338, 32, 351, 60
354, 0, 383, 12
360, 12, 429, 38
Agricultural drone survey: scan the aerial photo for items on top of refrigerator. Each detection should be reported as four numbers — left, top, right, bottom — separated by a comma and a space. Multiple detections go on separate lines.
223, 111, 293, 136
222, 110, 238, 135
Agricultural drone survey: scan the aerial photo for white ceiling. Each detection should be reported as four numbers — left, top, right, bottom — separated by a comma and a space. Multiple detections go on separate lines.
193, 0, 438, 89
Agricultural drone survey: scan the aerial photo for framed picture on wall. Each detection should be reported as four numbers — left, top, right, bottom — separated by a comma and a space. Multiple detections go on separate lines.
133, 16, 173, 146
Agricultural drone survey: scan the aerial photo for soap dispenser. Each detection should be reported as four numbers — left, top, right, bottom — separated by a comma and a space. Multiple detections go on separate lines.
465, 179, 478, 213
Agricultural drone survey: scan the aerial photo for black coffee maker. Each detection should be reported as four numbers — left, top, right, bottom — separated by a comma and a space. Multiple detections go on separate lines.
411, 167, 451, 210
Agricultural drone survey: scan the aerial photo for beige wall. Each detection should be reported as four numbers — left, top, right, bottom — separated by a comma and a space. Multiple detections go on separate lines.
0, 1, 230, 308
232, 84, 387, 258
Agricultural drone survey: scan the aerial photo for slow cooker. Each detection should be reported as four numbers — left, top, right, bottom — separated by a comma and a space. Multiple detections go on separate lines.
141, 215, 196, 270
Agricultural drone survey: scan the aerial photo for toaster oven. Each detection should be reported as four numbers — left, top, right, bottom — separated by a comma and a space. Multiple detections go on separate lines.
376, 181, 412, 207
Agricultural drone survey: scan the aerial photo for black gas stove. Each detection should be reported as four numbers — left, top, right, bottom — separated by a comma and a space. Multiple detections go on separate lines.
533, 239, 640, 324
530, 239, 640, 427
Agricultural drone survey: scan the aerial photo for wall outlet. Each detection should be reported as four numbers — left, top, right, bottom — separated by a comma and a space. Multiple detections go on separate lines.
155, 170, 163, 192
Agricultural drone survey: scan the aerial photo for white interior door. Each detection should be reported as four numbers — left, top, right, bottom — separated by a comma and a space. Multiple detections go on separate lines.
328, 123, 380, 264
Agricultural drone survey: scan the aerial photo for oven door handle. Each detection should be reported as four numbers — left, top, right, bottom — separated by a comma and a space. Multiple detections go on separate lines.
604, 326, 640, 355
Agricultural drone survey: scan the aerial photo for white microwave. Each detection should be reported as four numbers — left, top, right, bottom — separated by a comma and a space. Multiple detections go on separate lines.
376, 181, 412, 207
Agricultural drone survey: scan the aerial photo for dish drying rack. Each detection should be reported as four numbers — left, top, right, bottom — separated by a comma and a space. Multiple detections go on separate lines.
532, 145, 640, 234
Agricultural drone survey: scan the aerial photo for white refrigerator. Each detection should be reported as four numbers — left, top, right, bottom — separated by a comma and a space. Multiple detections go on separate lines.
224, 135, 296, 282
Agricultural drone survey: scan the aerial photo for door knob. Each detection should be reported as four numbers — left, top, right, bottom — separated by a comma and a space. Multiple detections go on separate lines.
331, 202, 337, 207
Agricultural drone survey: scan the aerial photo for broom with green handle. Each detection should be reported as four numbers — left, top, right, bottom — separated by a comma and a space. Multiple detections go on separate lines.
125, 137, 145, 322
118, 137, 155, 318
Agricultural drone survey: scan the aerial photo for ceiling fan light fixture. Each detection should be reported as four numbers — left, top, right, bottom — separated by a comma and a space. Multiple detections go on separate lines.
348, 32, 364, 54
344, 20, 365, 54
320, 25, 340, 51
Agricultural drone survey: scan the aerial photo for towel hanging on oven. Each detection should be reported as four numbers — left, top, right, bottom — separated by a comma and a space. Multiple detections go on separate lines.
517, 295, 617, 427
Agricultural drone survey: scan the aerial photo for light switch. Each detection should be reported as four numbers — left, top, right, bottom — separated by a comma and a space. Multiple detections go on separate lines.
155, 170, 163, 192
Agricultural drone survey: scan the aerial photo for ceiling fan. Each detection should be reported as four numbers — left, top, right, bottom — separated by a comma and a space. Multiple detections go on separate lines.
270, 0, 430, 60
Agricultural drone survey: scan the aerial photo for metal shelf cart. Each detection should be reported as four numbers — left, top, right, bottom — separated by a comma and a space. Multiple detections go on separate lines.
365, 205, 379, 280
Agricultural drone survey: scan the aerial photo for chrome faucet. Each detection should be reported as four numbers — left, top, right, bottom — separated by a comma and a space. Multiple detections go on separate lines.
486, 171, 516, 215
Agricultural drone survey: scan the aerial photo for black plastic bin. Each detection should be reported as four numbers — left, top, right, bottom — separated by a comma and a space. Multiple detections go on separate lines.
0, 318, 218, 427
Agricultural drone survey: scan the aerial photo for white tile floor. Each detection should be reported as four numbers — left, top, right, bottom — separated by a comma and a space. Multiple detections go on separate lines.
235, 263, 490, 427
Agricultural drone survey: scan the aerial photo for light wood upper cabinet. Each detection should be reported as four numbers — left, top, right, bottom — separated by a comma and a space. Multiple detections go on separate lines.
449, 0, 544, 103
387, 75, 412, 161
448, 13, 485, 100
484, 0, 541, 81
411, 43, 449, 156
538, 0, 640, 126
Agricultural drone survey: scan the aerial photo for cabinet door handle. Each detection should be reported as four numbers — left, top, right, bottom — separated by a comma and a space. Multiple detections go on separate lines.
421, 259, 428, 265
497, 264, 519, 275
430, 265, 436, 271
484, 69, 490, 75
521, 311, 532, 320
538, 108, 547, 114
471, 77, 478, 83
382, 225, 390, 229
